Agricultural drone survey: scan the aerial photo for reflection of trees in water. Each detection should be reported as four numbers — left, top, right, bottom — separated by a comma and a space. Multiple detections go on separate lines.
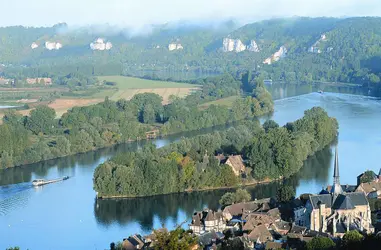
94, 190, 227, 231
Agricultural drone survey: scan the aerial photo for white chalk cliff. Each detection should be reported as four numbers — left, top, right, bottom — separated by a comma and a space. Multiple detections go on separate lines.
247, 40, 260, 52
308, 33, 327, 54
90, 38, 112, 51
45, 41, 62, 50
31, 42, 39, 49
222, 38, 246, 52
168, 43, 183, 51
263, 46, 287, 65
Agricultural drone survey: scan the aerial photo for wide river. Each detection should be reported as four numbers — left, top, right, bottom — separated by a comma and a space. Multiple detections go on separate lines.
0, 84, 380, 249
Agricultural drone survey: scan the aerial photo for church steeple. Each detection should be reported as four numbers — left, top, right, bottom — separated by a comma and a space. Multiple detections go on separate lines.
332, 146, 343, 201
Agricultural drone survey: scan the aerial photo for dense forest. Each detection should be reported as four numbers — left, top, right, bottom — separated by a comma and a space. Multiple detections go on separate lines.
0, 74, 272, 169
93, 106, 338, 198
1, 17, 381, 96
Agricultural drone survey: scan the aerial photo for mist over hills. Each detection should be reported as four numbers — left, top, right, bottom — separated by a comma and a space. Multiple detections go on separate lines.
1, 16, 381, 92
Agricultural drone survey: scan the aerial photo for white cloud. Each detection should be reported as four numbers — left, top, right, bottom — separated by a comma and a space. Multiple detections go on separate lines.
0, 0, 380, 27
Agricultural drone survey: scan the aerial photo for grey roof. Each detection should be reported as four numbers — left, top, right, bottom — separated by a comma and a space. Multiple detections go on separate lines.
309, 192, 368, 209
309, 194, 332, 209
345, 192, 368, 206
332, 194, 355, 210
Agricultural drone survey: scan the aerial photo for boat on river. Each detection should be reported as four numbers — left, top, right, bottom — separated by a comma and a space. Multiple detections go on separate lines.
318, 90, 324, 94
32, 176, 70, 186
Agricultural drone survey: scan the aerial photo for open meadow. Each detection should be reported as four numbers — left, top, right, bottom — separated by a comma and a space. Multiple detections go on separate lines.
98, 76, 199, 104
0, 76, 199, 119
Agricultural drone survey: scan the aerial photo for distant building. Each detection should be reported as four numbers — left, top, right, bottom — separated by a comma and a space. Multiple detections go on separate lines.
26, 77, 52, 85
304, 147, 373, 237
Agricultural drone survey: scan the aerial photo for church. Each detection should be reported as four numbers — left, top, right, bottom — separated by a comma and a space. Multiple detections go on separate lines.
303, 147, 373, 237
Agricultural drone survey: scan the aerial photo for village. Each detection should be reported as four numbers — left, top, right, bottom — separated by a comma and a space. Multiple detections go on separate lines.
119, 148, 381, 250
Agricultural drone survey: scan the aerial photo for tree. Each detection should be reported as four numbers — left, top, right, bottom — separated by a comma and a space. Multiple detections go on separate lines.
234, 189, 251, 203
276, 185, 296, 203
142, 104, 156, 124
153, 227, 196, 250
359, 170, 376, 183
306, 237, 336, 250
219, 189, 251, 206
26, 105, 56, 135
263, 120, 279, 132
342, 230, 363, 249
219, 192, 236, 207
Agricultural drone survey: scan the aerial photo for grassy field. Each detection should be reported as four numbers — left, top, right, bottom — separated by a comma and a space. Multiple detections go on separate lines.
199, 96, 239, 109
98, 76, 199, 104
0, 76, 200, 119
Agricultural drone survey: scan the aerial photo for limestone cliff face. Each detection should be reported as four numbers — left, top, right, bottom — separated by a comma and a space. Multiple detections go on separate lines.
263, 46, 287, 64
222, 38, 246, 52
168, 43, 183, 51
247, 40, 260, 52
31, 42, 39, 49
308, 33, 327, 54
90, 38, 112, 51
45, 41, 62, 50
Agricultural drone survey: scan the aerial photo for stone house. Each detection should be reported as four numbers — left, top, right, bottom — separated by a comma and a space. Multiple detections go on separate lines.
216, 154, 246, 176
355, 181, 381, 197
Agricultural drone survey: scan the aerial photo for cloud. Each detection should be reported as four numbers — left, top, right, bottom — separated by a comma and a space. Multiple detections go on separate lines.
1, 0, 380, 28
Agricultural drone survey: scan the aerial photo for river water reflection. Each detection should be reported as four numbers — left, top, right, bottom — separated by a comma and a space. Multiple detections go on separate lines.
1, 86, 381, 249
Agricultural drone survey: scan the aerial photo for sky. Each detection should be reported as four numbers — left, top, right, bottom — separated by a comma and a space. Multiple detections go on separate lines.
1, 0, 381, 28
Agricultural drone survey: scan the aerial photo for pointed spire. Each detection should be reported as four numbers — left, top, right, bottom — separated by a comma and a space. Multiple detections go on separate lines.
333, 146, 340, 184
332, 146, 343, 201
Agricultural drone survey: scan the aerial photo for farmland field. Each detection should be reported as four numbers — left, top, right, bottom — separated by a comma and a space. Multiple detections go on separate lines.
98, 76, 199, 104
0, 76, 199, 119
198, 96, 239, 109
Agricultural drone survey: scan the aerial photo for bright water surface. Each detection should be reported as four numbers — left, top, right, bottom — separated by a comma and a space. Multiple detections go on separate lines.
1, 84, 381, 249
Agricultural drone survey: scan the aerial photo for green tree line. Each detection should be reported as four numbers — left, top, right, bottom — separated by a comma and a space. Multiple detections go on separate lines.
93, 106, 338, 198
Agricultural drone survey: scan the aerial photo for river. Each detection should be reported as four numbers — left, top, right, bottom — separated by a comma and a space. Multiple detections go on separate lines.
1, 85, 381, 249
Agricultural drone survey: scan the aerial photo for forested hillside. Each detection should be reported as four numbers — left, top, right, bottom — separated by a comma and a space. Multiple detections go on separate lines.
1, 17, 381, 95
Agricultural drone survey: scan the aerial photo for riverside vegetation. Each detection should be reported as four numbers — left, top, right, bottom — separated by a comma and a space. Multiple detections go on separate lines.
93, 106, 338, 198
0, 73, 272, 169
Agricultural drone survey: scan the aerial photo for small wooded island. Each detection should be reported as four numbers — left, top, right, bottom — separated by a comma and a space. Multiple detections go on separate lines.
93, 105, 338, 198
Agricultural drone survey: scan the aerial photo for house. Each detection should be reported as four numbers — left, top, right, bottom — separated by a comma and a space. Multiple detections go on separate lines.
272, 221, 291, 235
122, 234, 146, 250
198, 230, 224, 250
223, 198, 276, 221
304, 147, 373, 237
247, 225, 273, 245
356, 181, 381, 197
242, 213, 277, 232
0, 77, 13, 85
294, 206, 307, 226
326, 184, 357, 193
225, 155, 246, 176
357, 169, 381, 185
189, 210, 225, 235
26, 77, 52, 85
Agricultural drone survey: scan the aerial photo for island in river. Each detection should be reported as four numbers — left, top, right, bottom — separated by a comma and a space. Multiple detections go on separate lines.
93, 106, 338, 198
1, 86, 381, 250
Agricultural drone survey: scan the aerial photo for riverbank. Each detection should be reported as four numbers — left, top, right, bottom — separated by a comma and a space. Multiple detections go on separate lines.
96, 177, 284, 199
